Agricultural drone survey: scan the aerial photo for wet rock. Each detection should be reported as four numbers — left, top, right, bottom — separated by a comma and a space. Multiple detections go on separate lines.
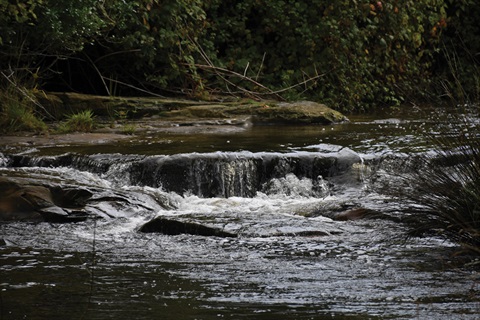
327, 208, 400, 222
50, 187, 93, 207
165, 100, 347, 125
0, 177, 89, 222
267, 230, 331, 237
140, 217, 237, 238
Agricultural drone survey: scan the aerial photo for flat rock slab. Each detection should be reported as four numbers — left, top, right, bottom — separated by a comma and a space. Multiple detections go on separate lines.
0, 171, 164, 223
37, 92, 347, 124
164, 101, 348, 124
0, 176, 91, 222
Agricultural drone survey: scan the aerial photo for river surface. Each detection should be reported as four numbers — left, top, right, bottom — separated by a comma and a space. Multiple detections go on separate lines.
1, 105, 479, 319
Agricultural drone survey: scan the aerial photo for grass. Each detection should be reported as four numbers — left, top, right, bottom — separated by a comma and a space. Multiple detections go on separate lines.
0, 87, 47, 133
376, 43, 480, 259
58, 110, 96, 133
378, 103, 480, 259
121, 124, 136, 135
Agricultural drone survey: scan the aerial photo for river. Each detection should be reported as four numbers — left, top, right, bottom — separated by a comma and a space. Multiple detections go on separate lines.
1, 105, 479, 319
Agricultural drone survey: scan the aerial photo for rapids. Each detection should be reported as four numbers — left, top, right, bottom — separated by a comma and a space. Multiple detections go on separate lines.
1, 106, 479, 319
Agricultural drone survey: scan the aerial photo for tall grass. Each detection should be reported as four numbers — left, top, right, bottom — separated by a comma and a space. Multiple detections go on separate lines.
381, 57, 480, 257
0, 86, 47, 133
403, 106, 480, 255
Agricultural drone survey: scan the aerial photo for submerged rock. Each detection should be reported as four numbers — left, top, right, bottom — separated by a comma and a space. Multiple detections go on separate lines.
324, 207, 401, 222
140, 217, 238, 238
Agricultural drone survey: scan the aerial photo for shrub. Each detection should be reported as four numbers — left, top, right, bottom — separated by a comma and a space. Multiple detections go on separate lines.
200, 0, 447, 111
0, 0, 106, 88
4, 0, 479, 113
435, 0, 480, 102
31, 0, 449, 111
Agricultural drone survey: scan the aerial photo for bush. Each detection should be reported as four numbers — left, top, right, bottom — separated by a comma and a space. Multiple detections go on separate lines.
435, 0, 480, 102
0, 0, 105, 86
77, 0, 208, 96
26, 0, 448, 111
4, 0, 479, 113
198, 0, 447, 111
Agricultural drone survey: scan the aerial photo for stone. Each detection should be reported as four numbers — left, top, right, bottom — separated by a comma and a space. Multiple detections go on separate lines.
0, 177, 89, 222
164, 100, 348, 125
328, 208, 400, 222
140, 217, 237, 238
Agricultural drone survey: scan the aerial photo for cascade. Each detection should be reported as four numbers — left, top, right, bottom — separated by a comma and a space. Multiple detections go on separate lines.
4, 149, 363, 198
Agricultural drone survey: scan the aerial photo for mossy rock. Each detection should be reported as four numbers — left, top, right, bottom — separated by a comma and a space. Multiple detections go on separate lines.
164, 100, 348, 124
35, 92, 348, 125
251, 101, 348, 124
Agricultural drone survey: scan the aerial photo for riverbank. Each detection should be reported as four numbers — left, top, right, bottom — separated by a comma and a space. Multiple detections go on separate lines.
1, 92, 348, 150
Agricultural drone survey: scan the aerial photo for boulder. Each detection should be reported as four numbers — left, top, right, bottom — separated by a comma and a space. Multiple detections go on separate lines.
164, 100, 348, 125
140, 217, 237, 238
36, 92, 347, 125
326, 208, 401, 222
0, 177, 90, 222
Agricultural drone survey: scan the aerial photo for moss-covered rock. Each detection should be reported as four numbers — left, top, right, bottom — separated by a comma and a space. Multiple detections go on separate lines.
251, 101, 348, 124
35, 92, 348, 125
163, 100, 348, 124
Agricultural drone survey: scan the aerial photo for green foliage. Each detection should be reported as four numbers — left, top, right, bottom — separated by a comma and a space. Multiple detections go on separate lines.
0, 86, 47, 133
201, 0, 447, 111
121, 124, 136, 135
437, 0, 480, 102
0, 0, 106, 84
58, 110, 95, 132
88, 0, 208, 95
1, 0, 478, 112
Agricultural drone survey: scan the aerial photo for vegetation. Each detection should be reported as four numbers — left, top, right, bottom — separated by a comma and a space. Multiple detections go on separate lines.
0, 0, 478, 114
0, 83, 47, 133
383, 105, 480, 257
373, 47, 480, 257
58, 110, 95, 133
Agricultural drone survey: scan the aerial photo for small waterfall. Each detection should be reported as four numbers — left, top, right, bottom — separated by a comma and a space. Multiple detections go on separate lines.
0, 153, 9, 167
4, 149, 363, 198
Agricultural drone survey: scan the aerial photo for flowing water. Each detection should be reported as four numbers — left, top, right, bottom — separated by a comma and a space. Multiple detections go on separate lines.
1, 106, 479, 319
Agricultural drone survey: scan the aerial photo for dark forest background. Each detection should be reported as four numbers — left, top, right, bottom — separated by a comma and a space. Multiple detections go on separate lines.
1, 0, 479, 112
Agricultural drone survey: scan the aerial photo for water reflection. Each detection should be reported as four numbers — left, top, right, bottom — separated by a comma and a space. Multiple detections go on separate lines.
1, 217, 479, 319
